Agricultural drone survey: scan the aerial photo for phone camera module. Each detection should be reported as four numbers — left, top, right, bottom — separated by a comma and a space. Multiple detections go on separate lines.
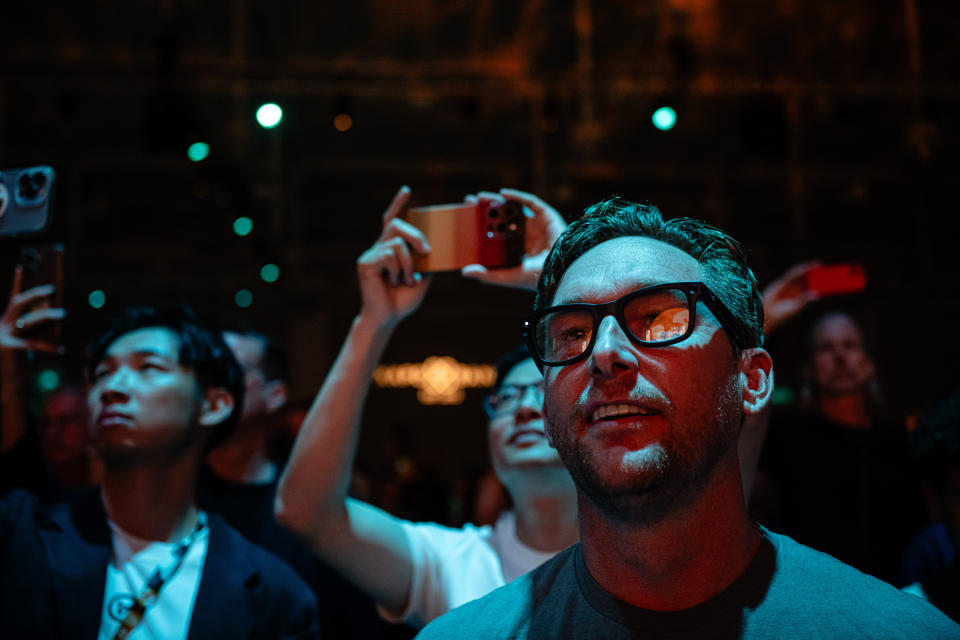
502, 202, 520, 219
16, 171, 46, 204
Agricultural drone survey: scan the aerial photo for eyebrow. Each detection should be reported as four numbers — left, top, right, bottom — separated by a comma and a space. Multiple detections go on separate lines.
100, 349, 178, 363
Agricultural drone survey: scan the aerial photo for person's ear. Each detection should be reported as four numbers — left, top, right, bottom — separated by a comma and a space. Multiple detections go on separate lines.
264, 380, 289, 415
199, 387, 235, 427
740, 348, 774, 416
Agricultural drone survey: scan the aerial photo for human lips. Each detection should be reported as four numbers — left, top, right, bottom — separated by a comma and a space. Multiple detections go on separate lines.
586, 400, 662, 425
506, 420, 548, 446
96, 410, 134, 427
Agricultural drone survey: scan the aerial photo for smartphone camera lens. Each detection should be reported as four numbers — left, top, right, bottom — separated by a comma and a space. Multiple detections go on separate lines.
16, 171, 45, 203
502, 202, 520, 219
488, 206, 500, 219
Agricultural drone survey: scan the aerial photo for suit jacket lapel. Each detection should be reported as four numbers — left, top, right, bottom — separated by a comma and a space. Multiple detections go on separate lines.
40, 489, 112, 640
187, 513, 260, 639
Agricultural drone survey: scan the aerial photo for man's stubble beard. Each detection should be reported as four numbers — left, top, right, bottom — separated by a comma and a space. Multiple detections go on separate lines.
549, 378, 743, 526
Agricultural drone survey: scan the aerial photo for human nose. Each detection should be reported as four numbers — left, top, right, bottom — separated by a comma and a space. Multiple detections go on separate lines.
589, 314, 639, 379
98, 368, 132, 404
515, 384, 543, 411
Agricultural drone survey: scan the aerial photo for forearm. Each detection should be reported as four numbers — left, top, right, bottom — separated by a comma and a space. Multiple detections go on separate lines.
0, 351, 29, 453
276, 312, 396, 534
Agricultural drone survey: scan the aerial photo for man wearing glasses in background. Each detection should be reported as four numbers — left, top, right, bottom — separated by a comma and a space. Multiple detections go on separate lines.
275, 187, 579, 629
416, 198, 958, 638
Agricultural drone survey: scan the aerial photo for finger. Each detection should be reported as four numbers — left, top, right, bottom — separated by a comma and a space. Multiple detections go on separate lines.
9, 284, 56, 313
474, 191, 506, 207
15, 307, 66, 331
464, 195, 478, 204
783, 261, 823, 282
388, 237, 416, 286
20, 339, 63, 355
376, 251, 402, 286
381, 186, 412, 227
358, 244, 397, 278
381, 218, 431, 254
499, 188, 551, 216
9, 265, 23, 296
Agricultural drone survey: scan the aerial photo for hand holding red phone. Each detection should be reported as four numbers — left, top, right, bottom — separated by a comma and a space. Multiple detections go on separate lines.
762, 261, 867, 335
461, 188, 567, 291
356, 186, 432, 330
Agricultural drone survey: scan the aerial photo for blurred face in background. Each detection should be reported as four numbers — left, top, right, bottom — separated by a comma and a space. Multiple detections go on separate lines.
810, 313, 875, 397
42, 387, 89, 464
488, 358, 565, 489
223, 331, 287, 428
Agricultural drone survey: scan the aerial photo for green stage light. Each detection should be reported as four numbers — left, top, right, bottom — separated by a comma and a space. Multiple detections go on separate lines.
187, 142, 210, 162
256, 103, 283, 129
233, 216, 253, 237
38, 369, 60, 393
652, 106, 677, 131
260, 264, 280, 283
235, 289, 253, 308
88, 290, 106, 309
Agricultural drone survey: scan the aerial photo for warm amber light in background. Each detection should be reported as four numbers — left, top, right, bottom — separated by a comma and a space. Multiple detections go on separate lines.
333, 113, 353, 131
374, 356, 496, 405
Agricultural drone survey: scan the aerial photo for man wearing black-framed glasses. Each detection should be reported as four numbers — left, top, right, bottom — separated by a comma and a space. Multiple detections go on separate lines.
417, 197, 957, 639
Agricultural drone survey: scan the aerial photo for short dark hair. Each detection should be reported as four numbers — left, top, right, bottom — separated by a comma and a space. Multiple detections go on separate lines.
220, 321, 289, 382
911, 391, 960, 494
493, 344, 534, 392
86, 303, 245, 450
535, 197, 764, 348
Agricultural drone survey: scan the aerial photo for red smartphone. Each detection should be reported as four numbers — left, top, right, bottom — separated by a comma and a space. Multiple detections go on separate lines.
401, 200, 525, 272
0, 166, 56, 237
805, 263, 866, 297
17, 243, 65, 344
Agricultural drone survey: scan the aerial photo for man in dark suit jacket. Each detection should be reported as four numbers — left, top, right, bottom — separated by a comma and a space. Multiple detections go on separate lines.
0, 301, 318, 639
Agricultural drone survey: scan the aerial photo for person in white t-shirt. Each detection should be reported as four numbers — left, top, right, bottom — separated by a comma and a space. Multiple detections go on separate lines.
276, 187, 579, 628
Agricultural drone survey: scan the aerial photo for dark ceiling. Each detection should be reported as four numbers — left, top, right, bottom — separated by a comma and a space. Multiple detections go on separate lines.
2, 1, 957, 477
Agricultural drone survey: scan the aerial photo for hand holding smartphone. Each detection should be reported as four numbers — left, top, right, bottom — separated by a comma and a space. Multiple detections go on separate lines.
1, 244, 66, 352
400, 198, 525, 272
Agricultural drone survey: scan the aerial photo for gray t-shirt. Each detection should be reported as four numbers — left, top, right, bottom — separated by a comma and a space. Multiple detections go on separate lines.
416, 528, 959, 639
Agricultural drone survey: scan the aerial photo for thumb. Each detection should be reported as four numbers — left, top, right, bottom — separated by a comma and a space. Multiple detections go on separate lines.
462, 264, 518, 285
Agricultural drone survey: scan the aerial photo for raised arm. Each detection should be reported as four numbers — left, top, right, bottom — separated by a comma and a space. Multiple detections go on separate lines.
1, 266, 64, 453
275, 186, 432, 614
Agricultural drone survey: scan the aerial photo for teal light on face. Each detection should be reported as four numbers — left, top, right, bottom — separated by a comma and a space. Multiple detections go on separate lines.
88, 290, 106, 309
260, 263, 280, 283
256, 103, 283, 129
37, 369, 60, 393
652, 106, 677, 131
233, 216, 254, 237
186, 142, 210, 162
235, 289, 253, 308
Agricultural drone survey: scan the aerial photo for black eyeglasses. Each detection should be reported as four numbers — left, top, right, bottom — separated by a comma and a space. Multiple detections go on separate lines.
483, 381, 545, 418
522, 282, 749, 368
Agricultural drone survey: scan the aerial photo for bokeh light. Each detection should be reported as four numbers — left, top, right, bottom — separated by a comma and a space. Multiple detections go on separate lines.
256, 103, 283, 129
260, 263, 280, 283
652, 106, 677, 131
233, 216, 254, 237
88, 290, 106, 309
